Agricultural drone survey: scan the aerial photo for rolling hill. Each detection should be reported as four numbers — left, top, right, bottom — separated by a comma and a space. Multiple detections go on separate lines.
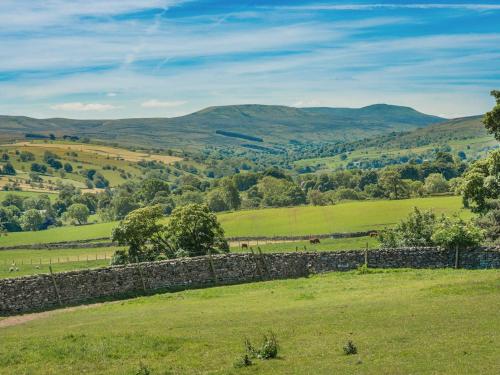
296, 115, 499, 170
0, 104, 444, 150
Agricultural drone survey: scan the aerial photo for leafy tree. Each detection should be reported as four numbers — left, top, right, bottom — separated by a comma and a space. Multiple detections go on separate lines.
379, 208, 436, 248
31, 163, 47, 173
0, 206, 21, 232
20, 209, 44, 231
475, 200, 500, 244
1, 162, 16, 175
259, 176, 306, 207
233, 173, 258, 191
424, 173, 449, 194
20, 151, 35, 162
112, 205, 167, 262
461, 150, 499, 212
140, 178, 170, 203
206, 189, 230, 212
64, 163, 73, 173
217, 178, 241, 210
1, 152, 9, 161
379, 169, 408, 199
483, 90, 500, 141
166, 204, 228, 257
432, 216, 483, 250
66, 203, 90, 225
2, 194, 24, 210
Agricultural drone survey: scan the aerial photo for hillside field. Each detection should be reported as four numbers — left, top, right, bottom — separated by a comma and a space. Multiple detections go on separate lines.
0, 269, 498, 374
0, 196, 469, 247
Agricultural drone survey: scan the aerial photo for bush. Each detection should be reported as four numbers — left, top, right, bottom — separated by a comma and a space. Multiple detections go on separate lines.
245, 331, 279, 360
135, 363, 151, 375
343, 340, 358, 355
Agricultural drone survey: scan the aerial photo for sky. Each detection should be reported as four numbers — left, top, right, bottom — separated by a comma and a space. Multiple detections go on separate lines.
0, 1, 499, 119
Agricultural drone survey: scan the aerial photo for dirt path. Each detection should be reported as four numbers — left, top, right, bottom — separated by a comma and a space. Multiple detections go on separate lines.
0, 303, 107, 329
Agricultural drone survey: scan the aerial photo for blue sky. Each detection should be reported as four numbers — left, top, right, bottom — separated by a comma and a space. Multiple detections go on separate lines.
0, 1, 499, 119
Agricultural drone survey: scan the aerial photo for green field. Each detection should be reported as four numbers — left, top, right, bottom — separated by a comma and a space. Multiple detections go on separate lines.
0, 269, 498, 374
0, 196, 469, 247
0, 238, 377, 279
218, 196, 469, 237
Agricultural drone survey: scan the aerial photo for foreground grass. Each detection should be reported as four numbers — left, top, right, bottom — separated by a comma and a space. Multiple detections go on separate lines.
0, 196, 469, 247
0, 269, 498, 374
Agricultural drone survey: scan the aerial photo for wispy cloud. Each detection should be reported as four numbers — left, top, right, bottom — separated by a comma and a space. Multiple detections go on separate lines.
0, 1, 499, 119
50, 102, 117, 112
141, 99, 187, 108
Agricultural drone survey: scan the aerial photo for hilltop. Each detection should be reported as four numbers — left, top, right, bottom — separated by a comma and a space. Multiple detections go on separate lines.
0, 104, 444, 150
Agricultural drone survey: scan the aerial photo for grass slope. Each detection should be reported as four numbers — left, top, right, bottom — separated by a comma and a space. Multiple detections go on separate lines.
0, 104, 444, 149
296, 116, 499, 171
0, 196, 468, 247
0, 269, 498, 374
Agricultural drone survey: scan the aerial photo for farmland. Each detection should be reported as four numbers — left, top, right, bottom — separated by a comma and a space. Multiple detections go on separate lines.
1, 269, 498, 374
0, 196, 468, 247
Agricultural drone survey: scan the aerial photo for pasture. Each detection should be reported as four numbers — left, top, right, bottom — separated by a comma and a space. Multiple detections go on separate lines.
0, 196, 468, 247
0, 268, 498, 374
0, 237, 376, 279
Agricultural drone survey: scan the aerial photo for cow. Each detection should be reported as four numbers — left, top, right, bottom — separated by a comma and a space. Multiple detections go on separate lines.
309, 238, 321, 244
241, 243, 249, 249
369, 231, 379, 238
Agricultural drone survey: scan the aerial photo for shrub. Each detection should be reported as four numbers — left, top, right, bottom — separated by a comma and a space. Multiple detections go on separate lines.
343, 340, 358, 355
135, 363, 151, 375
245, 331, 279, 360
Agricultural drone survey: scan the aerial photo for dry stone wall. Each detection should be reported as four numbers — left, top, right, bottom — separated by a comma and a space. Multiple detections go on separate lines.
1, 247, 499, 315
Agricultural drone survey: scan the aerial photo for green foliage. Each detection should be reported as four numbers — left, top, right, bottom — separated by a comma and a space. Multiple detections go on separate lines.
379, 208, 436, 248
1, 162, 16, 175
167, 204, 228, 257
112, 205, 166, 261
233, 354, 253, 368
432, 216, 484, 250
379, 169, 409, 199
245, 331, 279, 360
424, 173, 449, 194
483, 90, 500, 141
461, 150, 499, 213
65, 203, 90, 225
259, 176, 306, 207
343, 340, 358, 355
20, 209, 44, 231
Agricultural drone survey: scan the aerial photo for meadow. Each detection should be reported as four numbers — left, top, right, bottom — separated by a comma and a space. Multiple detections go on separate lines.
0, 196, 468, 247
0, 237, 377, 279
0, 268, 498, 374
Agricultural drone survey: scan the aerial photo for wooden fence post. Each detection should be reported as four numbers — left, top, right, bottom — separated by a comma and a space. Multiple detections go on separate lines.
207, 250, 218, 285
135, 257, 147, 293
49, 265, 63, 306
455, 245, 459, 269
365, 242, 368, 267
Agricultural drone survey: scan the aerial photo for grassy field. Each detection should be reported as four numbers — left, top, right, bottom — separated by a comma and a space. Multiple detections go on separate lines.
0, 246, 121, 279
218, 196, 469, 237
0, 268, 498, 374
0, 237, 377, 279
0, 196, 468, 247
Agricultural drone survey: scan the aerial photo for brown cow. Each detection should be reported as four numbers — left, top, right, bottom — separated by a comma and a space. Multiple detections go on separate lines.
309, 238, 321, 244
241, 243, 249, 249
369, 231, 379, 237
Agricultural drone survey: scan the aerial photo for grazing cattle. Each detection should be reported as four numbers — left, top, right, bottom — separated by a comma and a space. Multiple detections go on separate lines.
369, 231, 379, 238
309, 238, 321, 244
241, 243, 248, 249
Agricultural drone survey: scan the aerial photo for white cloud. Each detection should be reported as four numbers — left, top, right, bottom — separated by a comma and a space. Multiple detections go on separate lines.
141, 99, 187, 108
50, 102, 117, 111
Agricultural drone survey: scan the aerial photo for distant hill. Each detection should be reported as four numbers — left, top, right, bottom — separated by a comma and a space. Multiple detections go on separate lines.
295, 115, 499, 171
0, 104, 444, 150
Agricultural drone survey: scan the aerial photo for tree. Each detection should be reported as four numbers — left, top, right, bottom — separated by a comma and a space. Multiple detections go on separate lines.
461, 150, 499, 212
379, 208, 436, 248
206, 189, 230, 212
20, 209, 44, 231
483, 90, 500, 141
166, 204, 228, 257
66, 203, 90, 225
218, 178, 241, 210
112, 205, 166, 262
432, 217, 483, 250
379, 169, 408, 199
258, 176, 306, 207
64, 163, 73, 173
140, 178, 170, 203
1, 162, 16, 175
424, 173, 449, 194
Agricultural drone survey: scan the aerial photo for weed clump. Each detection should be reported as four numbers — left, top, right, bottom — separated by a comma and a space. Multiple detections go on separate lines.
135, 362, 151, 375
343, 340, 358, 355
244, 331, 279, 360
233, 354, 253, 368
